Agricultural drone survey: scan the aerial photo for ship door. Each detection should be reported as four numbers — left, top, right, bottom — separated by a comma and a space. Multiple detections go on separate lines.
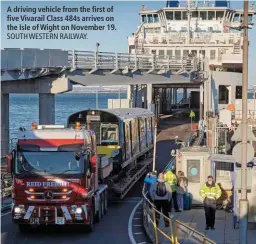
181, 156, 205, 204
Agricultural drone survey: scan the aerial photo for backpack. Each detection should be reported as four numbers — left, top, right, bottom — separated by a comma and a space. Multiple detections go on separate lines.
156, 182, 167, 197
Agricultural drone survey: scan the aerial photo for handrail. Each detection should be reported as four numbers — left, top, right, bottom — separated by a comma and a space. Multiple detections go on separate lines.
142, 183, 216, 244
163, 157, 176, 173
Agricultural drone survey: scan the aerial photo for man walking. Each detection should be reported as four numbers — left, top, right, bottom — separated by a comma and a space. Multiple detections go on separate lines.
199, 176, 222, 230
164, 169, 181, 212
150, 173, 172, 227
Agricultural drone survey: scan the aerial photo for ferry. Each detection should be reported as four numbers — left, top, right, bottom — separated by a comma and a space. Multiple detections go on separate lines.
128, 0, 255, 118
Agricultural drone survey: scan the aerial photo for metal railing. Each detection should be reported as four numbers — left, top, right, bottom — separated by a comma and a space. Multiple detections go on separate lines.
68, 50, 201, 73
142, 184, 216, 244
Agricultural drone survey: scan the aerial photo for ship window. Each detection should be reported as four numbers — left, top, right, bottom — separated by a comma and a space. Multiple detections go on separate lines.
175, 11, 181, 20
158, 50, 165, 56
175, 50, 181, 58
142, 15, 147, 23
191, 50, 197, 57
210, 50, 216, 60
182, 11, 188, 20
234, 13, 240, 22
167, 50, 173, 57
200, 11, 207, 20
192, 11, 198, 18
148, 15, 153, 23
218, 85, 229, 104
183, 50, 189, 57
216, 11, 224, 19
153, 14, 159, 22
187, 160, 200, 183
208, 11, 215, 20
166, 11, 173, 20
236, 86, 242, 99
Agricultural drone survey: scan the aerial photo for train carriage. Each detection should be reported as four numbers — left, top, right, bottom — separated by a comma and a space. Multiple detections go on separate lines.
67, 108, 155, 173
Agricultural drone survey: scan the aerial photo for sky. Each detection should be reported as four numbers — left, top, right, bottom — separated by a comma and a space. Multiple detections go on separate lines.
1, 0, 256, 86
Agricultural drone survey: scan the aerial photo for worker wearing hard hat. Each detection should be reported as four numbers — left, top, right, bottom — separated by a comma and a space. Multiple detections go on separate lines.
164, 169, 181, 212
199, 176, 222, 230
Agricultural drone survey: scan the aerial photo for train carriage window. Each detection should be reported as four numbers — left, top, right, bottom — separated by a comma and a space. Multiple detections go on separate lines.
187, 160, 200, 183
140, 118, 145, 144
131, 119, 138, 153
125, 122, 130, 158
100, 124, 118, 145
146, 117, 151, 143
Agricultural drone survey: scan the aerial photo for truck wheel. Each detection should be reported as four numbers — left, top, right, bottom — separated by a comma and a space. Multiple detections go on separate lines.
18, 224, 29, 233
85, 211, 94, 233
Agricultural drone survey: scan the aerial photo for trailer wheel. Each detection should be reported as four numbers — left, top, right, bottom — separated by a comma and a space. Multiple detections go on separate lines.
104, 190, 108, 214
18, 224, 29, 233
101, 195, 104, 217
95, 196, 102, 223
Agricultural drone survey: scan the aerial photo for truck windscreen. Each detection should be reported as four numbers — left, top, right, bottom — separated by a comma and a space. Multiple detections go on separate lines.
15, 151, 85, 177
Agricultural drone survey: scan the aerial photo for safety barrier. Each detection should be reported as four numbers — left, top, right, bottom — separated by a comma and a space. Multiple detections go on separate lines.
68, 50, 201, 73
142, 184, 216, 244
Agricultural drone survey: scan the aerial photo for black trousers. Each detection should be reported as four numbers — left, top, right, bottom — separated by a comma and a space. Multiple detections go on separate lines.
154, 200, 169, 225
204, 201, 216, 227
170, 191, 179, 211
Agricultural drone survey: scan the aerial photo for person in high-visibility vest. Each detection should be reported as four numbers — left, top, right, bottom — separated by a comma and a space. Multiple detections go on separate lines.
199, 176, 222, 230
164, 170, 181, 212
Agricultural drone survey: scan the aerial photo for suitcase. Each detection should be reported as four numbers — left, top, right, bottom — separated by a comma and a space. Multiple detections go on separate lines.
183, 192, 192, 210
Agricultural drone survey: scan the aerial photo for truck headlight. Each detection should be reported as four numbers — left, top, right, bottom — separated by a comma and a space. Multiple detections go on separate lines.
14, 207, 21, 213
75, 207, 82, 214
14, 205, 25, 214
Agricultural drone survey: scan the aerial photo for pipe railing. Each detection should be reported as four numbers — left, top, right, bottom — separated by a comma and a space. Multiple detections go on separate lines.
142, 184, 216, 244
68, 50, 201, 72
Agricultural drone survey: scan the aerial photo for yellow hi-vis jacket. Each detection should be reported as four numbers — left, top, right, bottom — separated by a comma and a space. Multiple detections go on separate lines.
199, 182, 222, 200
164, 170, 177, 192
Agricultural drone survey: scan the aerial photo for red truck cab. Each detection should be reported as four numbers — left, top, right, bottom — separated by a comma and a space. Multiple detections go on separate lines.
7, 122, 107, 232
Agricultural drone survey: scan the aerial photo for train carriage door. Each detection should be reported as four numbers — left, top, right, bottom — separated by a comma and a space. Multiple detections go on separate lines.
138, 119, 141, 152
151, 117, 154, 144
125, 121, 131, 160
146, 117, 152, 145
145, 118, 148, 148
181, 155, 205, 204
139, 117, 146, 151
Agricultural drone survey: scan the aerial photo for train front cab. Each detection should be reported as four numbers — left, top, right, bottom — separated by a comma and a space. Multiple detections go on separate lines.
67, 109, 155, 171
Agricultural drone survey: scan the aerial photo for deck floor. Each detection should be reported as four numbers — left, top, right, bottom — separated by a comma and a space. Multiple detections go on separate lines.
156, 208, 256, 244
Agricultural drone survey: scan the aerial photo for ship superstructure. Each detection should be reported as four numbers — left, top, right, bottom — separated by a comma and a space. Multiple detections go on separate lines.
127, 0, 255, 116
128, 0, 255, 72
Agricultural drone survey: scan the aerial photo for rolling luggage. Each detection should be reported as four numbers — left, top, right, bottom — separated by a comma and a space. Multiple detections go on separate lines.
183, 192, 192, 210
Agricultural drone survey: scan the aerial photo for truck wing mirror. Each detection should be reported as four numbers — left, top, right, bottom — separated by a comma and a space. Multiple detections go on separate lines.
6, 154, 12, 174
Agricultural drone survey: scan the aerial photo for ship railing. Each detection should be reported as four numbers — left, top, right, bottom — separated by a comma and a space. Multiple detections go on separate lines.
142, 184, 216, 244
68, 51, 200, 72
